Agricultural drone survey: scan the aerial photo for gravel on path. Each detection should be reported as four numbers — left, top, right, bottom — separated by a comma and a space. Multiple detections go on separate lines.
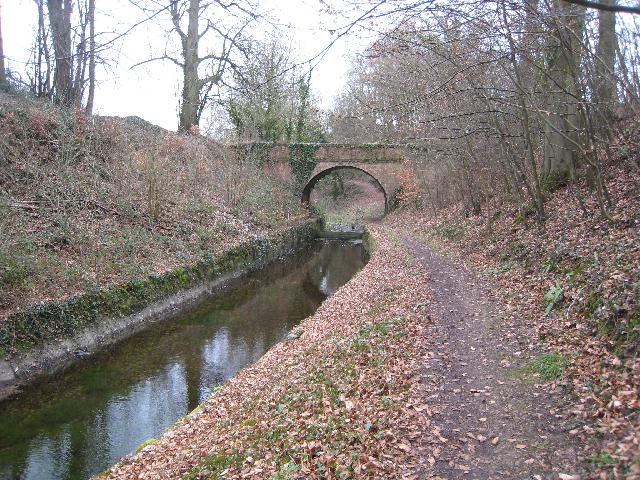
402, 236, 584, 480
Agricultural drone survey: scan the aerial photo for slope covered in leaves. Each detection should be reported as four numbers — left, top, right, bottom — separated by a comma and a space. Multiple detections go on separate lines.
392, 157, 639, 478
103, 227, 435, 479
0, 95, 304, 323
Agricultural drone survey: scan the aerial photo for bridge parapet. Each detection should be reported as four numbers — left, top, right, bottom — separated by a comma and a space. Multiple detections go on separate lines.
231, 142, 409, 164
230, 142, 416, 213
313, 144, 405, 163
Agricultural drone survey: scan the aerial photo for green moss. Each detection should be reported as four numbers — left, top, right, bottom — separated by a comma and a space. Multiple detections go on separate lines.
0, 221, 319, 357
434, 222, 465, 240
136, 438, 158, 453
362, 228, 376, 254
597, 307, 640, 349
514, 352, 567, 381
184, 452, 246, 480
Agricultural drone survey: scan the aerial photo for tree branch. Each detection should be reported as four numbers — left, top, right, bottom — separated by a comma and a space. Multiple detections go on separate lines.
131, 53, 184, 69
169, 0, 187, 42
561, 0, 640, 14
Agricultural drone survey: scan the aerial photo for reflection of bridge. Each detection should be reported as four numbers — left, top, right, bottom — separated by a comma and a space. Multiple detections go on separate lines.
234, 143, 414, 212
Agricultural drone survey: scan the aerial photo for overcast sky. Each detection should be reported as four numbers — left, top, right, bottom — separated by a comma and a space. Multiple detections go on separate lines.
2, 0, 372, 131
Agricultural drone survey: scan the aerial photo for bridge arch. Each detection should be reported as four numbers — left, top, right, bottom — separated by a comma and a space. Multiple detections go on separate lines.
301, 165, 389, 214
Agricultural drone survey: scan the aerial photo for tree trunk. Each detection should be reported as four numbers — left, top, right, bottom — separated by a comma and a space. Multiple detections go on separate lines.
520, 0, 540, 94
0, 3, 6, 85
595, 0, 617, 137
34, 0, 53, 97
500, 1, 546, 221
543, 0, 586, 183
47, 0, 73, 105
179, 0, 200, 132
72, 0, 87, 106
85, 0, 96, 114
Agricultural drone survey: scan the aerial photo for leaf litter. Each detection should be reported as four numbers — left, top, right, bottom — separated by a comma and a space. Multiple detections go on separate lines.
104, 226, 435, 479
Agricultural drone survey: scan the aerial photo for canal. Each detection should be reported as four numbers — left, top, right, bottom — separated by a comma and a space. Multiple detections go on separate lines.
0, 239, 367, 480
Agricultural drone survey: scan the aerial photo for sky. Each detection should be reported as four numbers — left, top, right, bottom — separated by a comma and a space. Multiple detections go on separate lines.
1, 0, 372, 131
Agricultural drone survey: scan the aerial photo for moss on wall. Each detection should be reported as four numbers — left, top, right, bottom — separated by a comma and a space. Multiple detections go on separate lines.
0, 221, 319, 358
288, 143, 320, 188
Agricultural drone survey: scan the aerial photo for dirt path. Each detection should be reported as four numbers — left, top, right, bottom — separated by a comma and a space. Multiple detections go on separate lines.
401, 236, 585, 480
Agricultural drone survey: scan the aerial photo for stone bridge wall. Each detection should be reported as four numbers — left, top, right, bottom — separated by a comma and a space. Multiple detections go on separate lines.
233, 143, 417, 210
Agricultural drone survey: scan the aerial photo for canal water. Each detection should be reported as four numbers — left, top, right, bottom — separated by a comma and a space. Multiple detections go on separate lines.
0, 239, 367, 480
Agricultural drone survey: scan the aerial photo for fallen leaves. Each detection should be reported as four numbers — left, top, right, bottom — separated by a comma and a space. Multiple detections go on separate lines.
558, 474, 581, 480
388, 158, 640, 478
103, 226, 436, 479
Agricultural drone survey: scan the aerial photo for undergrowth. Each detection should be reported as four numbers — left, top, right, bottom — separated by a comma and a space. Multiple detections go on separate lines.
0, 94, 304, 322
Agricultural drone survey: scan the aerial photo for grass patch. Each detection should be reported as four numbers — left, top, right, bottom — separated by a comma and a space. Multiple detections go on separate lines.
585, 292, 604, 316
184, 452, 246, 480
434, 222, 465, 240
367, 303, 384, 317
0, 250, 33, 289
588, 452, 616, 468
514, 352, 567, 381
541, 257, 558, 274
565, 262, 588, 283
271, 462, 300, 480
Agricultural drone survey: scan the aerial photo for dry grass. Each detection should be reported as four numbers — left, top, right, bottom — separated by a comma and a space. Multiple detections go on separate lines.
0, 94, 305, 320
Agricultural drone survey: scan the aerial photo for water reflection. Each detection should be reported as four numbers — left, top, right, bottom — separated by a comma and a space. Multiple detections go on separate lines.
0, 240, 366, 480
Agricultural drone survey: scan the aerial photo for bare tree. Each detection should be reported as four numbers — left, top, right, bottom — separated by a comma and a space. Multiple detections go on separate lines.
326, 0, 637, 220
29, 0, 97, 107
138, 0, 257, 132
32, 0, 53, 97
594, 0, 618, 135
85, 0, 95, 114
225, 36, 324, 142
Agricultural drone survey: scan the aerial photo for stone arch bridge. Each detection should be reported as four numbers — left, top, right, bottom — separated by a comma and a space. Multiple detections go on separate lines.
233, 143, 417, 212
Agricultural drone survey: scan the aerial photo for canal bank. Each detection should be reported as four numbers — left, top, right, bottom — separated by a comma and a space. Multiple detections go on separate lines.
0, 234, 368, 479
0, 220, 321, 401
101, 224, 434, 480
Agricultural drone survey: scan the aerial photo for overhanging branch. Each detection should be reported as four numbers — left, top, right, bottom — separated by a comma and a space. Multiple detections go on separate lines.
561, 0, 640, 14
